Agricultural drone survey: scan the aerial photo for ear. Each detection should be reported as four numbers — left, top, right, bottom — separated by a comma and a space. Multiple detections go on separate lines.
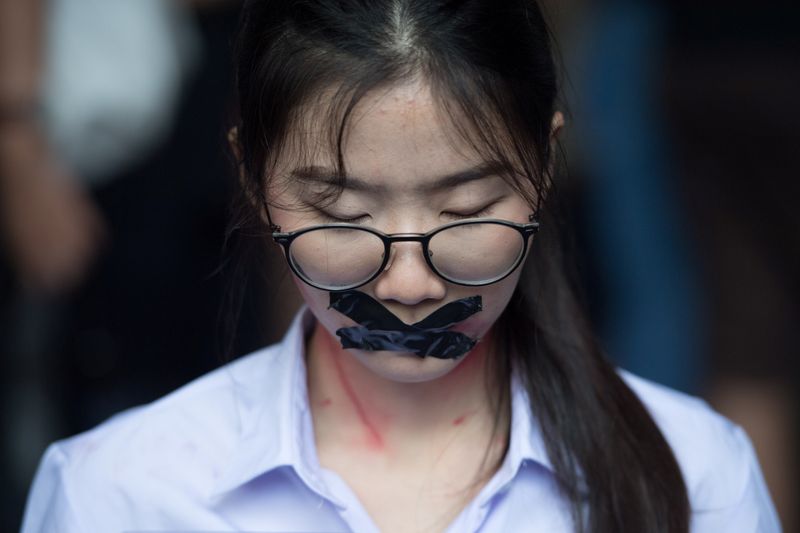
531, 111, 564, 213
550, 111, 564, 145
228, 126, 272, 226
547, 110, 564, 177
227, 126, 245, 181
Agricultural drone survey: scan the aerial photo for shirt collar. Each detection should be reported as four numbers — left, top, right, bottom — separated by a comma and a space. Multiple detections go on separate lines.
211, 307, 554, 503
211, 308, 344, 504
472, 372, 554, 508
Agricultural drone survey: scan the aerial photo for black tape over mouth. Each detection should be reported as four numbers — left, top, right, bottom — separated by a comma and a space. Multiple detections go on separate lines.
328, 291, 482, 359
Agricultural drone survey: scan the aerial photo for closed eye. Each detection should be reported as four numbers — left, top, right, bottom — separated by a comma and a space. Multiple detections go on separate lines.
315, 208, 371, 224
442, 202, 496, 220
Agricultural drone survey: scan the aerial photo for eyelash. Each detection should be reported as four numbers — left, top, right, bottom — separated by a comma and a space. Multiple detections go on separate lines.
316, 208, 370, 224
314, 203, 496, 224
442, 203, 496, 220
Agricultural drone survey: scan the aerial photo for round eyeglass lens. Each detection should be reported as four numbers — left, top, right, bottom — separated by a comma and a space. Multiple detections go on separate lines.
428, 222, 526, 284
288, 226, 385, 289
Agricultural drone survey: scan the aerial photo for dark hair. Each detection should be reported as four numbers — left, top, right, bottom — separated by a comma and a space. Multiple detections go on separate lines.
229, 1, 690, 531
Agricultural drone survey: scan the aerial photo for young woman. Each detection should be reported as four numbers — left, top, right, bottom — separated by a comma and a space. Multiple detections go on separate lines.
22, 1, 780, 532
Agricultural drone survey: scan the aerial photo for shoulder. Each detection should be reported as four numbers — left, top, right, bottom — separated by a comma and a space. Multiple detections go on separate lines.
619, 369, 745, 505
21, 343, 285, 533
620, 370, 781, 532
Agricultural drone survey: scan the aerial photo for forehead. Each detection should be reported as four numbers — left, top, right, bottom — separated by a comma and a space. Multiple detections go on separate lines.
282, 80, 488, 192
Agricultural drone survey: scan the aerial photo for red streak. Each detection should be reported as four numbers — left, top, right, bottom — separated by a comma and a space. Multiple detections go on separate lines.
320, 398, 333, 407
329, 347, 384, 450
452, 415, 467, 426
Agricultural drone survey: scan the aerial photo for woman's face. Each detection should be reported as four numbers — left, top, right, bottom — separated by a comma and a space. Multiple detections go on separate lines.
267, 80, 535, 383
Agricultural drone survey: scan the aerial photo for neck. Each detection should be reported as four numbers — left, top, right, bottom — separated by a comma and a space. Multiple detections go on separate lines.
306, 321, 508, 459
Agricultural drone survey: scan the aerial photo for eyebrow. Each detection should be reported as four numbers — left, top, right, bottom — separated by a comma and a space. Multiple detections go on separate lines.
290, 161, 505, 194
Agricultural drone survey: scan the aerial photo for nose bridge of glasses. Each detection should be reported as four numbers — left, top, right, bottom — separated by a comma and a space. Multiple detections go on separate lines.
383, 233, 433, 272
386, 233, 427, 244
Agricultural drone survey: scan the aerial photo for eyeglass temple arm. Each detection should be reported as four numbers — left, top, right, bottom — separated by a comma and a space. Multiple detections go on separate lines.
258, 196, 283, 233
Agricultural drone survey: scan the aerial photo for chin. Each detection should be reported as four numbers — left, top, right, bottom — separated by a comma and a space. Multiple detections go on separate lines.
349, 348, 466, 383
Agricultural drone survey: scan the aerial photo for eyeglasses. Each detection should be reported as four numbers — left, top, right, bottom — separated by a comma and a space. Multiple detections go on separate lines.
270, 214, 539, 291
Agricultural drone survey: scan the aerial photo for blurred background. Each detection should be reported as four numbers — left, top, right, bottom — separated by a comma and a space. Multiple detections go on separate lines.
0, 0, 797, 531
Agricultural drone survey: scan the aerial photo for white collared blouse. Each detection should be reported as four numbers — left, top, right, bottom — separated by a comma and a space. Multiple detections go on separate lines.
21, 309, 780, 532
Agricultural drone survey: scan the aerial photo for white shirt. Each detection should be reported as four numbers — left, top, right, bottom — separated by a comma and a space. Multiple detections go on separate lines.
21, 309, 781, 532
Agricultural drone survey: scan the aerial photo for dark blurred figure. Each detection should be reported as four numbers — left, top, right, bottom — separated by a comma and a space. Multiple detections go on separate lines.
565, 0, 705, 395
557, 1, 799, 529
548, 1, 797, 529
664, 4, 799, 531
0, 1, 281, 531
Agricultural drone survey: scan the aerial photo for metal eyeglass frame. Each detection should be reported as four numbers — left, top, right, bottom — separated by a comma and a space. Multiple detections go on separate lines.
270, 213, 540, 291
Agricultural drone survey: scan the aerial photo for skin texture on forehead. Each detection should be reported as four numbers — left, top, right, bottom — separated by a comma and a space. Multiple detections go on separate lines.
332, 82, 487, 197
269, 80, 510, 204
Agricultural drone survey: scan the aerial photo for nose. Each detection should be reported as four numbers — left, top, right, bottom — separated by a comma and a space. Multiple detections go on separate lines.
372, 241, 447, 305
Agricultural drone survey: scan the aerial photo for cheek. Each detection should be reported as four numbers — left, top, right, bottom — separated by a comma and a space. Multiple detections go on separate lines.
293, 278, 354, 336
294, 279, 329, 316
451, 273, 521, 339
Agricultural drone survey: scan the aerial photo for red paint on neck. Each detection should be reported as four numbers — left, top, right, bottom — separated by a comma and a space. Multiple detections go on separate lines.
323, 330, 385, 451
452, 408, 477, 427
